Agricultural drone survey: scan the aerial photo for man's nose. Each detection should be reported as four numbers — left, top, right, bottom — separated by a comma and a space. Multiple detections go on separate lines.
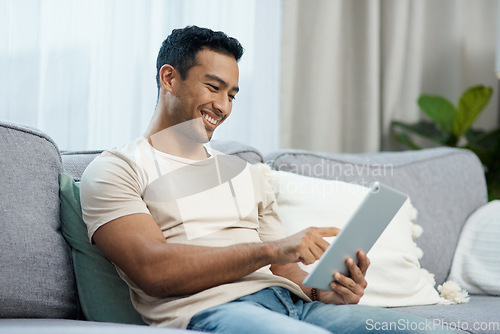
213, 94, 231, 116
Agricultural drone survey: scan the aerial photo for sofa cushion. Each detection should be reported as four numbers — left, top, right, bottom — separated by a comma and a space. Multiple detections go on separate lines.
394, 295, 500, 334
266, 147, 488, 285
59, 173, 145, 324
448, 200, 500, 295
0, 319, 183, 334
0, 121, 78, 318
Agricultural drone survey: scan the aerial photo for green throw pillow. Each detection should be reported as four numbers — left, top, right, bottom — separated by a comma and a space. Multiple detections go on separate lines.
59, 173, 146, 325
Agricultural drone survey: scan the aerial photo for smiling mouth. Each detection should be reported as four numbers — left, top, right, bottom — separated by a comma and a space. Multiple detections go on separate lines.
201, 110, 221, 126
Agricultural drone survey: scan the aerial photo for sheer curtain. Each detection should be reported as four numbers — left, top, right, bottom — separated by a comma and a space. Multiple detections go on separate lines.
281, 0, 499, 153
0, 0, 281, 153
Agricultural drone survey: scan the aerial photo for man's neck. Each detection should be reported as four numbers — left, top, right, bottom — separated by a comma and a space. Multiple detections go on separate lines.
144, 97, 210, 160
146, 132, 208, 160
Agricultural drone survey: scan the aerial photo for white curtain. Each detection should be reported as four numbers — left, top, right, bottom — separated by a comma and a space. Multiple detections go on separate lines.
282, 0, 499, 153
0, 0, 282, 153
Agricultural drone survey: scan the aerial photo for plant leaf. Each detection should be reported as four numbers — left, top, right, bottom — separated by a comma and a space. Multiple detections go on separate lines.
393, 132, 422, 150
453, 85, 493, 138
466, 127, 500, 146
391, 120, 448, 145
465, 128, 500, 167
417, 95, 456, 134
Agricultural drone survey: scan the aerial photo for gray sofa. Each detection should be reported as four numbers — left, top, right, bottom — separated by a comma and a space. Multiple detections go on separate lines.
0, 120, 498, 334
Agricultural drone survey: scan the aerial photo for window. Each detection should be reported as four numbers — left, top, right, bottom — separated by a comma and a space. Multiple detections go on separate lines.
0, 0, 281, 153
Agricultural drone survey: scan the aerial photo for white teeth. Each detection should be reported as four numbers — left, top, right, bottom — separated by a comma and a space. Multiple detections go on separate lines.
203, 113, 217, 125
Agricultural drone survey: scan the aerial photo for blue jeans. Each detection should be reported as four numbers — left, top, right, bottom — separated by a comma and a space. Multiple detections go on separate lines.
187, 287, 454, 333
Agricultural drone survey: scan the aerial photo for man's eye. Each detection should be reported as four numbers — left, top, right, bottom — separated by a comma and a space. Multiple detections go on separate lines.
208, 84, 219, 91
228, 94, 236, 101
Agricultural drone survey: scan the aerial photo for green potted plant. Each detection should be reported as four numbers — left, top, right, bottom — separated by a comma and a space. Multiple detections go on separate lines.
391, 85, 500, 200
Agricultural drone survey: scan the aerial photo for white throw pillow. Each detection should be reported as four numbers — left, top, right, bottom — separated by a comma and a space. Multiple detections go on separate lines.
262, 167, 443, 307
448, 200, 500, 295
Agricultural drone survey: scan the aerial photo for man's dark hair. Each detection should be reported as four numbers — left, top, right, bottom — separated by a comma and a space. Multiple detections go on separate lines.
156, 26, 244, 91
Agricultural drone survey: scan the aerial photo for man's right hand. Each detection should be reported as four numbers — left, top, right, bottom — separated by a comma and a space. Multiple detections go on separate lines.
267, 227, 340, 266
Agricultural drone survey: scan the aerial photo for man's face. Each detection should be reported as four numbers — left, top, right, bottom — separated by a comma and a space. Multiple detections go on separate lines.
167, 48, 240, 143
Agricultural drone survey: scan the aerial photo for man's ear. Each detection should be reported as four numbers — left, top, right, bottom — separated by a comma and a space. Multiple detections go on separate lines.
159, 64, 177, 94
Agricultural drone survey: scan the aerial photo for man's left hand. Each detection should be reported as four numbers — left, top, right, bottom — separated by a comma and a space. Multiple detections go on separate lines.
317, 250, 370, 305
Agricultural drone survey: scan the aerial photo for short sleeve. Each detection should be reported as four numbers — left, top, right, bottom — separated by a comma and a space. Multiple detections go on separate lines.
80, 152, 151, 243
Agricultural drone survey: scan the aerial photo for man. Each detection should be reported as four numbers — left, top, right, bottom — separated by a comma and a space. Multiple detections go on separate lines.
80, 26, 450, 333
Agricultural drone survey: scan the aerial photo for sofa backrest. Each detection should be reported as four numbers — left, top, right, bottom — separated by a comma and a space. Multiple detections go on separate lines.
266, 147, 488, 285
0, 121, 78, 319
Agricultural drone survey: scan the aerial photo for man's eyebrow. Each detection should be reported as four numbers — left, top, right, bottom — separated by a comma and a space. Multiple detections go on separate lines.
205, 74, 239, 93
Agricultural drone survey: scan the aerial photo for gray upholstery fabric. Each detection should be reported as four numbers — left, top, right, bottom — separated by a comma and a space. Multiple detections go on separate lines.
210, 140, 264, 164
0, 121, 78, 318
394, 295, 500, 334
61, 151, 103, 182
0, 319, 189, 333
266, 147, 488, 285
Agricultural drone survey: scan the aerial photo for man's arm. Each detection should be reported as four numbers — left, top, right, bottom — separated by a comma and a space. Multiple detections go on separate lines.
270, 250, 370, 305
92, 213, 339, 298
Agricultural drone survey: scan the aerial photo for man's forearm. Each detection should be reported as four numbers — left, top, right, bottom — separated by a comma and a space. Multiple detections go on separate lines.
93, 213, 282, 298
143, 241, 276, 297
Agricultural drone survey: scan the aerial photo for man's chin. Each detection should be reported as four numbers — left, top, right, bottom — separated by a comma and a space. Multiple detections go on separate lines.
196, 137, 211, 144
162, 118, 214, 144
199, 134, 213, 144
189, 129, 212, 144
200, 129, 215, 143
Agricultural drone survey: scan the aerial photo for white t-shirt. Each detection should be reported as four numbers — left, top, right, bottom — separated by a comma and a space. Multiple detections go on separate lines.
80, 137, 309, 328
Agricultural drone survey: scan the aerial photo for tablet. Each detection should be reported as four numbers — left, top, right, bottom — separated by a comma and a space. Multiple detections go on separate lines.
302, 182, 408, 291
